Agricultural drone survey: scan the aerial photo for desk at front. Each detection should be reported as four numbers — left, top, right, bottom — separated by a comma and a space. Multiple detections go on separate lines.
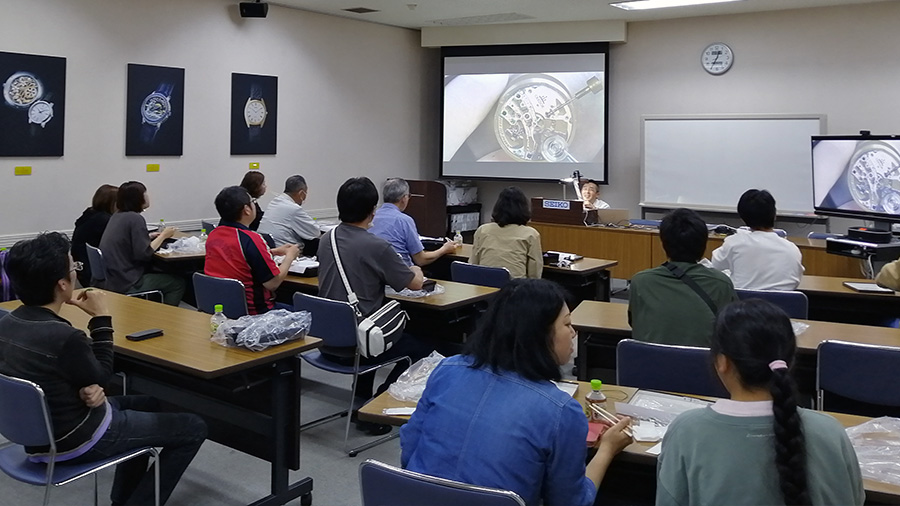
569, 300, 900, 398
1, 292, 322, 506
359, 381, 900, 504
435, 244, 618, 303
530, 222, 861, 280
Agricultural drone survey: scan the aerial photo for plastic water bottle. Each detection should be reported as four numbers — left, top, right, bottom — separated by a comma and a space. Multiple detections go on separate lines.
585, 379, 607, 422
199, 229, 208, 242
453, 230, 463, 246
157, 219, 166, 233
210, 304, 227, 337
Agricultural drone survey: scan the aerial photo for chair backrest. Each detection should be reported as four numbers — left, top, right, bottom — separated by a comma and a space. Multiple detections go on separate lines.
0, 373, 54, 448
201, 220, 217, 233
192, 272, 249, 319
818, 340, 900, 414
735, 289, 808, 319
84, 244, 106, 285
293, 292, 359, 348
616, 339, 728, 398
359, 459, 525, 506
450, 261, 511, 289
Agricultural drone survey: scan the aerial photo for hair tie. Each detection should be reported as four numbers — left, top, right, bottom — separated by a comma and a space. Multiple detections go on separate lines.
768, 360, 788, 371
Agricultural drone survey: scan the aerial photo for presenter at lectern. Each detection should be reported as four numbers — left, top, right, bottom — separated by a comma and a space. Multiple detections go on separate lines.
580, 180, 610, 210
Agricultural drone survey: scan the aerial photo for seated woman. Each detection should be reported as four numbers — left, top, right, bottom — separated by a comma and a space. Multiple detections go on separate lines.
239, 170, 267, 231
98, 181, 185, 306
657, 299, 864, 505
401, 278, 632, 506
471, 186, 543, 278
72, 184, 117, 287
580, 180, 610, 210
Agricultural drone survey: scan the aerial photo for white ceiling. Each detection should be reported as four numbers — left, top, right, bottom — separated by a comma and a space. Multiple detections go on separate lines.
269, 0, 894, 29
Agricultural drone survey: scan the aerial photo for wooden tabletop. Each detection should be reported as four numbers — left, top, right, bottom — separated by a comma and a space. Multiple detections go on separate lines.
448, 244, 618, 275
0, 291, 321, 379
799, 275, 900, 299
358, 380, 899, 499
281, 276, 499, 310
570, 300, 900, 354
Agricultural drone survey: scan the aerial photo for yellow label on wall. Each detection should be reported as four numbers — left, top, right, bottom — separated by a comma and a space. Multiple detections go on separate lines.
249, 162, 260, 169
146, 164, 160, 172
14, 166, 32, 176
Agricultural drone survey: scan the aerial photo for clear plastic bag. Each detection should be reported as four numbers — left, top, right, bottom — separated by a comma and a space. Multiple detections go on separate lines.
385, 283, 446, 299
157, 236, 205, 255
388, 351, 445, 402
845, 416, 900, 486
211, 309, 312, 352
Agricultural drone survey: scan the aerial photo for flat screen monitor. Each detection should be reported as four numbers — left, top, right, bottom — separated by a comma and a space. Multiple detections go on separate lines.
441, 43, 609, 183
812, 135, 900, 225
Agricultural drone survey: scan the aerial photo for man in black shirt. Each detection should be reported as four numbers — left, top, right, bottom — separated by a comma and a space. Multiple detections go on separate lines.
0, 232, 206, 506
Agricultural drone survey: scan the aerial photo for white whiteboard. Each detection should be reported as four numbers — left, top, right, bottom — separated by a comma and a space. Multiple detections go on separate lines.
641, 115, 825, 215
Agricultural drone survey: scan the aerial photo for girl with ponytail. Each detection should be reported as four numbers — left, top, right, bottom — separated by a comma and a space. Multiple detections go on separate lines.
656, 299, 864, 505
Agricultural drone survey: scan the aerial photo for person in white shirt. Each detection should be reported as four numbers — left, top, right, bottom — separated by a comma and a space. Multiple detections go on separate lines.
580, 180, 610, 210
710, 189, 804, 290
258, 175, 323, 256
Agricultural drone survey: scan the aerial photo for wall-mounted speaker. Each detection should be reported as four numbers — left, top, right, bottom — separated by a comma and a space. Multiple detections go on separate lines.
239, 2, 268, 18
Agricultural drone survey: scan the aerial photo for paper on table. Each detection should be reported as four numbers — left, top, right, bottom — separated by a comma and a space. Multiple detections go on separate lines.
645, 442, 663, 455
552, 381, 578, 397
383, 407, 416, 416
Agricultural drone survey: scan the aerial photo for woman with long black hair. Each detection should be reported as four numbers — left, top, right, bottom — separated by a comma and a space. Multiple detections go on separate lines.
656, 299, 864, 505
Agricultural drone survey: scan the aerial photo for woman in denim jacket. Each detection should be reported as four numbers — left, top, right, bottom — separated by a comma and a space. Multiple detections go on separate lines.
401, 278, 632, 506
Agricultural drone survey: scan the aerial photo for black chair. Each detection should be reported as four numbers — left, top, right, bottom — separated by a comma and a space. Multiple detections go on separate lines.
817, 340, 900, 417
0, 373, 160, 506
293, 292, 411, 456
735, 289, 808, 319
201, 220, 217, 233
359, 459, 525, 506
84, 245, 163, 303
450, 261, 511, 289
260, 233, 276, 249
616, 339, 727, 398
192, 272, 248, 319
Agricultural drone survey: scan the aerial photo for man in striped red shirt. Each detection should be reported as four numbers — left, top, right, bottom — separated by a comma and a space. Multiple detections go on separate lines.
205, 186, 299, 314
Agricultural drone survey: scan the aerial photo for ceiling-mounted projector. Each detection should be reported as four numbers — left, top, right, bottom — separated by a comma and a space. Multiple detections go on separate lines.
240, 1, 268, 18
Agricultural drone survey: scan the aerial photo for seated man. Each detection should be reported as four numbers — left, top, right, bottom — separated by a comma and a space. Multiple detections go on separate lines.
710, 189, 804, 290
580, 180, 610, 210
629, 208, 738, 347
369, 178, 458, 266
258, 175, 322, 256
0, 232, 206, 506
205, 186, 300, 315
318, 177, 433, 434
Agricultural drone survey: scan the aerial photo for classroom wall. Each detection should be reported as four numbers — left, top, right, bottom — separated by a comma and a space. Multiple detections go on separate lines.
0, 0, 438, 245
476, 1, 900, 234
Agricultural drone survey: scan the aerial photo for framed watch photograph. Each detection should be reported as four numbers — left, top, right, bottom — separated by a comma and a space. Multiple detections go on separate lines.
0, 51, 66, 157
231, 73, 277, 155
125, 63, 185, 156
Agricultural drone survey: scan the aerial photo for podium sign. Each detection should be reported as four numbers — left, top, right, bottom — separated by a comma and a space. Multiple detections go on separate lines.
531, 198, 587, 226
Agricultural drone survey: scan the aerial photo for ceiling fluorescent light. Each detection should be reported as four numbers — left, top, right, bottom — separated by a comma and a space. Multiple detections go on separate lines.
610, 0, 743, 11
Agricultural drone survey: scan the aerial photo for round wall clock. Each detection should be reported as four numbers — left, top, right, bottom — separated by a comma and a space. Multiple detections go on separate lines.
702, 43, 733, 75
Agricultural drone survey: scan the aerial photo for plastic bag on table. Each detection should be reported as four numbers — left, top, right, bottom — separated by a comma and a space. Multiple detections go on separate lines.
211, 309, 312, 352
845, 416, 900, 486
157, 236, 205, 255
388, 351, 446, 402
385, 283, 446, 299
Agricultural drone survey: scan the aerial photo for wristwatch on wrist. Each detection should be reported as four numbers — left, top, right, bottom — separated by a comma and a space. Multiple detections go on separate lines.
140, 83, 174, 143
244, 84, 267, 139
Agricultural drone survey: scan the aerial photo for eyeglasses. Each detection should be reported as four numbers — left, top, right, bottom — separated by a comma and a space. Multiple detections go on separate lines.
250, 198, 258, 204
70, 261, 83, 273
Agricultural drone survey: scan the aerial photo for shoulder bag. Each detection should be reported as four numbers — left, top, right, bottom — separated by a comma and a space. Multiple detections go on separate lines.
330, 228, 409, 358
